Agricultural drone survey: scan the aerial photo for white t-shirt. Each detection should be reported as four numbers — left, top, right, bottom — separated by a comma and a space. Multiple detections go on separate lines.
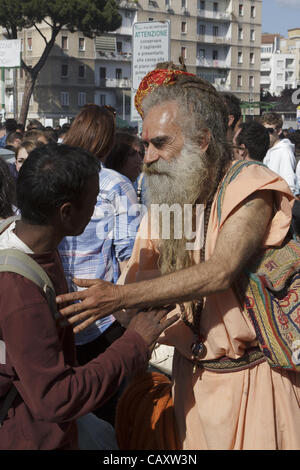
0, 221, 33, 253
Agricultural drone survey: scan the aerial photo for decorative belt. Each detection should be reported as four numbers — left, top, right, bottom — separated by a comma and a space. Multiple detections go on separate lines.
191, 347, 266, 373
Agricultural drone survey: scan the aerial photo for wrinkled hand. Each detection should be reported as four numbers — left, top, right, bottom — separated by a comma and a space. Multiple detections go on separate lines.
56, 278, 122, 334
127, 307, 179, 347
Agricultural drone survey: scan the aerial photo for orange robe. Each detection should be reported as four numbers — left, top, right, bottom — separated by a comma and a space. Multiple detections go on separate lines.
120, 163, 300, 450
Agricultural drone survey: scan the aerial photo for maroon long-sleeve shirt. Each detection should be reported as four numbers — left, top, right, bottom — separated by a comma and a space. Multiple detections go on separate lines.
0, 250, 148, 450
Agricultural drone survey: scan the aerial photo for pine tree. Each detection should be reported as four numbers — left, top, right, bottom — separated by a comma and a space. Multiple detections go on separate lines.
0, 0, 122, 124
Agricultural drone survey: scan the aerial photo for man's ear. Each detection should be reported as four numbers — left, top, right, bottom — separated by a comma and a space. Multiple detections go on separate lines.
200, 128, 211, 152
59, 202, 73, 223
239, 144, 248, 160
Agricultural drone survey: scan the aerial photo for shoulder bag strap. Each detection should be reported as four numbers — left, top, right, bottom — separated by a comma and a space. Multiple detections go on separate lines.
0, 248, 59, 427
0, 215, 21, 234
216, 160, 266, 225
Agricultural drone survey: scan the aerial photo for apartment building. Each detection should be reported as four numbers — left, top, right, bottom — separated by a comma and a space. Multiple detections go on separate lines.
280, 28, 300, 89
3, 26, 96, 126
132, 0, 262, 113
2, 0, 262, 125
261, 31, 298, 97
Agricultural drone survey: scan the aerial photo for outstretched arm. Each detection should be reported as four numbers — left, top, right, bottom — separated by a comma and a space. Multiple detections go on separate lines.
57, 191, 273, 333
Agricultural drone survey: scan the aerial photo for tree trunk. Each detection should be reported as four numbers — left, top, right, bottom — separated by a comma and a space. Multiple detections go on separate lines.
18, 71, 36, 126
17, 25, 60, 126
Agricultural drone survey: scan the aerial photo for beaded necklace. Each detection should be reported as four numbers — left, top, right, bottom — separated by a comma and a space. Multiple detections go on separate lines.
179, 196, 214, 363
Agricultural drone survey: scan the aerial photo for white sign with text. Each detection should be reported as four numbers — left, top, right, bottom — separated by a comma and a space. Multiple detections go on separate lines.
0, 40, 21, 68
131, 21, 170, 122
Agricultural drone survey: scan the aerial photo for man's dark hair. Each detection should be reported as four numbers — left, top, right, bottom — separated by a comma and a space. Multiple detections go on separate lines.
236, 121, 270, 162
17, 144, 100, 225
0, 158, 16, 218
4, 119, 17, 133
27, 119, 44, 131
220, 92, 242, 130
6, 131, 23, 146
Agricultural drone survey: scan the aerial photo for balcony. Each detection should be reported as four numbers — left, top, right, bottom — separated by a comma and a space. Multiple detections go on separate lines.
260, 77, 271, 84
261, 63, 271, 71
196, 58, 230, 69
197, 35, 231, 45
96, 51, 132, 61
98, 78, 132, 88
197, 10, 232, 22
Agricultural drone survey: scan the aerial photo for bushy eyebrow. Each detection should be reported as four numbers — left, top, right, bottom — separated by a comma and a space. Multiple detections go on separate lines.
142, 135, 174, 148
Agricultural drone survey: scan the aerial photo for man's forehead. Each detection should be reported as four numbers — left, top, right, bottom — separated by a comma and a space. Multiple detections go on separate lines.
142, 101, 180, 140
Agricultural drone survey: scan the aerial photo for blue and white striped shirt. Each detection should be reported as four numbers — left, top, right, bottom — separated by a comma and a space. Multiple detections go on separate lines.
58, 166, 140, 345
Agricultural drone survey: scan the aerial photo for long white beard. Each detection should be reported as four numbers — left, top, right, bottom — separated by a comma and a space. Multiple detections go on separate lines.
143, 142, 213, 275
144, 141, 211, 207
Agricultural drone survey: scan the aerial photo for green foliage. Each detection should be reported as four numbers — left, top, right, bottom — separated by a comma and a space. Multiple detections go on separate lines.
0, 0, 122, 37
0, 0, 122, 123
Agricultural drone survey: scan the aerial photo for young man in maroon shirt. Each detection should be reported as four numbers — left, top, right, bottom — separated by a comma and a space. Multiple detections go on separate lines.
0, 144, 177, 450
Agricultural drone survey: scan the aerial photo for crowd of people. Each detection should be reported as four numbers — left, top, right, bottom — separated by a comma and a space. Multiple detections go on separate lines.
0, 65, 299, 451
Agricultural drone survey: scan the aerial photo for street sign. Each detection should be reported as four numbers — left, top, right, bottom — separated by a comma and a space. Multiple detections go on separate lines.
0, 40, 21, 68
131, 21, 170, 122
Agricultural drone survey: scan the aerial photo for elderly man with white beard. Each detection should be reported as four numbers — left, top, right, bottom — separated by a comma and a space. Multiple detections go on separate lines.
57, 72, 300, 450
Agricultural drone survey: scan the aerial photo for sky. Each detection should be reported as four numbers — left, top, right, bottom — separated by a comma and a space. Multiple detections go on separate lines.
262, 0, 300, 36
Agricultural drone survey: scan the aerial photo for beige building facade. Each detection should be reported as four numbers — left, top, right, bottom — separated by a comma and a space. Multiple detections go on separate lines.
2, 0, 262, 125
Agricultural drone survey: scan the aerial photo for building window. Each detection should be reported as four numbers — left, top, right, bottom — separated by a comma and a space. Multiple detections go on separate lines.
61, 36, 68, 50
78, 65, 85, 79
61, 91, 69, 106
213, 2, 218, 13
213, 26, 219, 37
181, 0, 187, 8
239, 4, 244, 16
198, 48, 205, 59
251, 6, 256, 18
165, 0, 171, 6
100, 67, 106, 80
198, 24, 206, 35
238, 28, 243, 40
116, 68, 122, 80
238, 52, 243, 64
199, 0, 205, 10
117, 42, 122, 53
181, 22, 187, 33
250, 52, 255, 64
181, 46, 187, 59
100, 94, 106, 106
237, 75, 242, 87
148, 17, 154, 21
213, 50, 218, 60
61, 64, 68, 77
78, 38, 85, 51
19, 68, 24, 79
250, 29, 255, 41
78, 92, 86, 107
27, 37, 32, 51
249, 76, 254, 88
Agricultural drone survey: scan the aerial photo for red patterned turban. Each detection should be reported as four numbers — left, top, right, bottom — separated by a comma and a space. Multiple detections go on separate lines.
134, 68, 195, 119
